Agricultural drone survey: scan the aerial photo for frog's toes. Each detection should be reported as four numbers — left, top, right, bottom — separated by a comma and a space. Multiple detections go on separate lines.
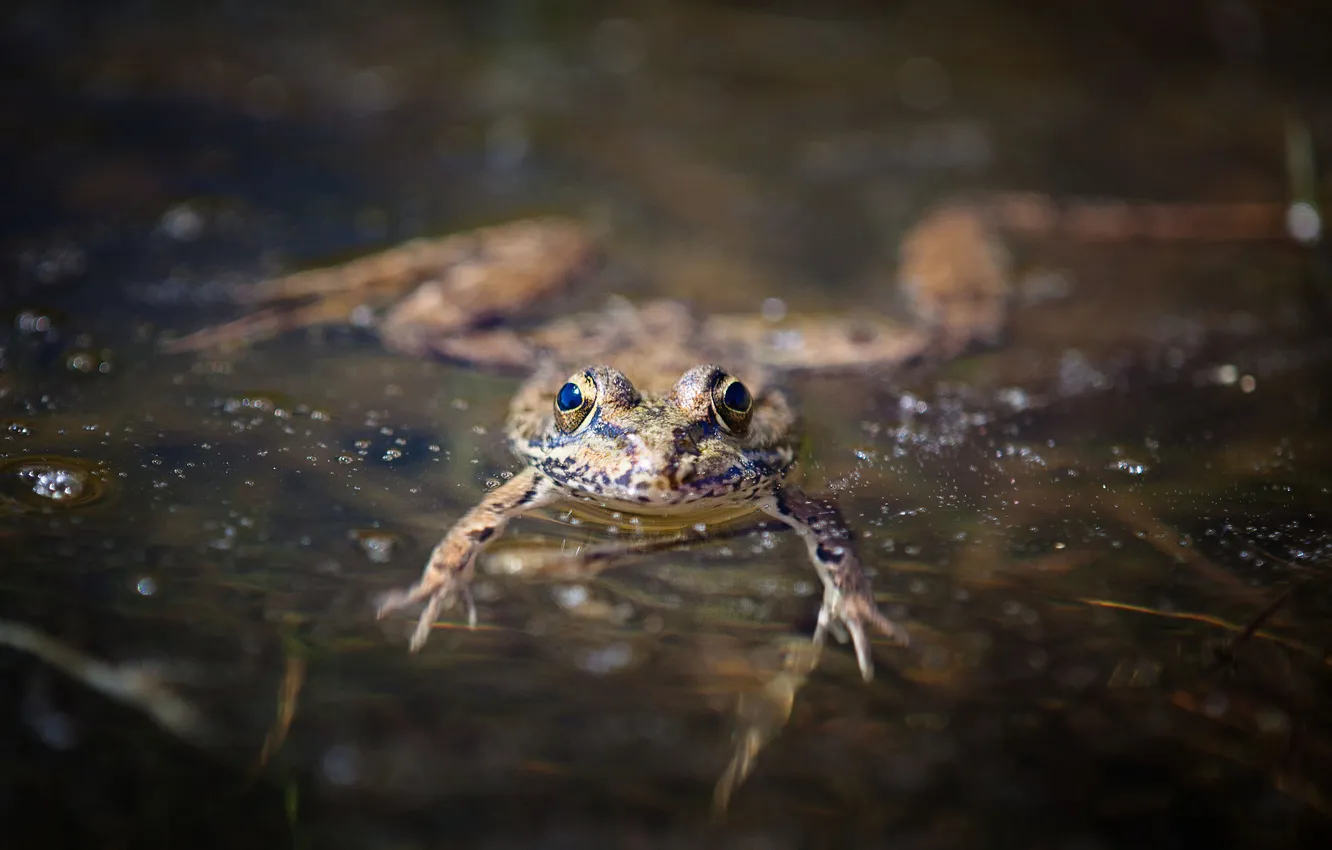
817, 589, 908, 681
860, 599, 910, 648
375, 587, 417, 618
377, 574, 477, 652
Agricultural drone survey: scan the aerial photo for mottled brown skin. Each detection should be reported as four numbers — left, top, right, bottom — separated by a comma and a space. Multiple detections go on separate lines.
508, 363, 796, 506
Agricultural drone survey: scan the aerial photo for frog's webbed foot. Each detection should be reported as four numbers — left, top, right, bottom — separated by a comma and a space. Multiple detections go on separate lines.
377, 217, 598, 363
705, 203, 1012, 371
161, 217, 597, 357
159, 300, 368, 354
376, 564, 478, 652
813, 578, 909, 681
760, 487, 907, 682
897, 201, 1012, 358
376, 468, 558, 652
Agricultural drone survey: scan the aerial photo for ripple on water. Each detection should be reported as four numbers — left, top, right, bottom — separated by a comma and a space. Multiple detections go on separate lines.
0, 454, 111, 510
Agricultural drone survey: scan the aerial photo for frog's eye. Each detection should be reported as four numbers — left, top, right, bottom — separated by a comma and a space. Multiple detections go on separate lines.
711, 375, 753, 434
554, 372, 596, 433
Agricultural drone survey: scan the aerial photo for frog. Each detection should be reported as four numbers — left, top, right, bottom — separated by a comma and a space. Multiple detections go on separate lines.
161, 185, 1298, 681
162, 193, 1297, 807
165, 204, 1016, 682
380, 352, 908, 682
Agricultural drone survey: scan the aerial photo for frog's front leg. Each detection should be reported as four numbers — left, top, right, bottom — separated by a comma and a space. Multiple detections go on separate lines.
377, 467, 559, 651
759, 486, 908, 681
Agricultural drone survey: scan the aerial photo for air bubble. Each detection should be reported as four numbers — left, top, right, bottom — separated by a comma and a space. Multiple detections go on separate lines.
1, 455, 110, 510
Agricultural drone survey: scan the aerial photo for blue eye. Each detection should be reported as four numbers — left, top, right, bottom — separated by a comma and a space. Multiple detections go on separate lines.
722, 379, 751, 412
554, 376, 596, 433
556, 381, 583, 412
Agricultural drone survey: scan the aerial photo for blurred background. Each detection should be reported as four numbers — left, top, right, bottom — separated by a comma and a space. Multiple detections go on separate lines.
2, 1, 1332, 848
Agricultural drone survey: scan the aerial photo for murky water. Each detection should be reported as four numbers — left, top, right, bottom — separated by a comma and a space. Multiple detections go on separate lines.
4, 1, 1332, 846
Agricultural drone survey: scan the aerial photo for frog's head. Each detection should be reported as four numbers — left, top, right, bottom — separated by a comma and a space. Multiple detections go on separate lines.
510, 364, 795, 507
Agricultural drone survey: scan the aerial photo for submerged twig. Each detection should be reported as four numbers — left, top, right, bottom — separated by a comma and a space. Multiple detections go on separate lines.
1228, 585, 1299, 659
1077, 598, 1328, 666
0, 618, 204, 740
1218, 543, 1321, 666
255, 650, 307, 772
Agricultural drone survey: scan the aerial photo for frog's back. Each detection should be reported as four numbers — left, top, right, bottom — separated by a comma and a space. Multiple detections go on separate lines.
526, 299, 768, 393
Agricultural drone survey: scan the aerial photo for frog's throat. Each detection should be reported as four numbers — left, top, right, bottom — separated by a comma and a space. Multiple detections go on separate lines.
536, 496, 767, 534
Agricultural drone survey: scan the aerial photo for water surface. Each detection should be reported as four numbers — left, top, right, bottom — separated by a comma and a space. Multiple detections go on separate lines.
3, 1, 1331, 846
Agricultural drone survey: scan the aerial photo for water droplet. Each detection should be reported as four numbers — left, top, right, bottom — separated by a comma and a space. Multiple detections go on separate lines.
552, 584, 589, 609
159, 203, 204, 241
1109, 459, 1149, 476
760, 297, 788, 322
349, 529, 399, 564
1286, 201, 1321, 244
3, 420, 34, 437
321, 743, 361, 786
578, 641, 633, 675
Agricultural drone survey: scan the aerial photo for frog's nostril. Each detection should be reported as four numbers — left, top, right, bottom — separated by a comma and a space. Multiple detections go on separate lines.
673, 428, 702, 456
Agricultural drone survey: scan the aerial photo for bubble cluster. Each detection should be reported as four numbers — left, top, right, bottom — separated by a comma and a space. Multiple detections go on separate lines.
0, 454, 110, 510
